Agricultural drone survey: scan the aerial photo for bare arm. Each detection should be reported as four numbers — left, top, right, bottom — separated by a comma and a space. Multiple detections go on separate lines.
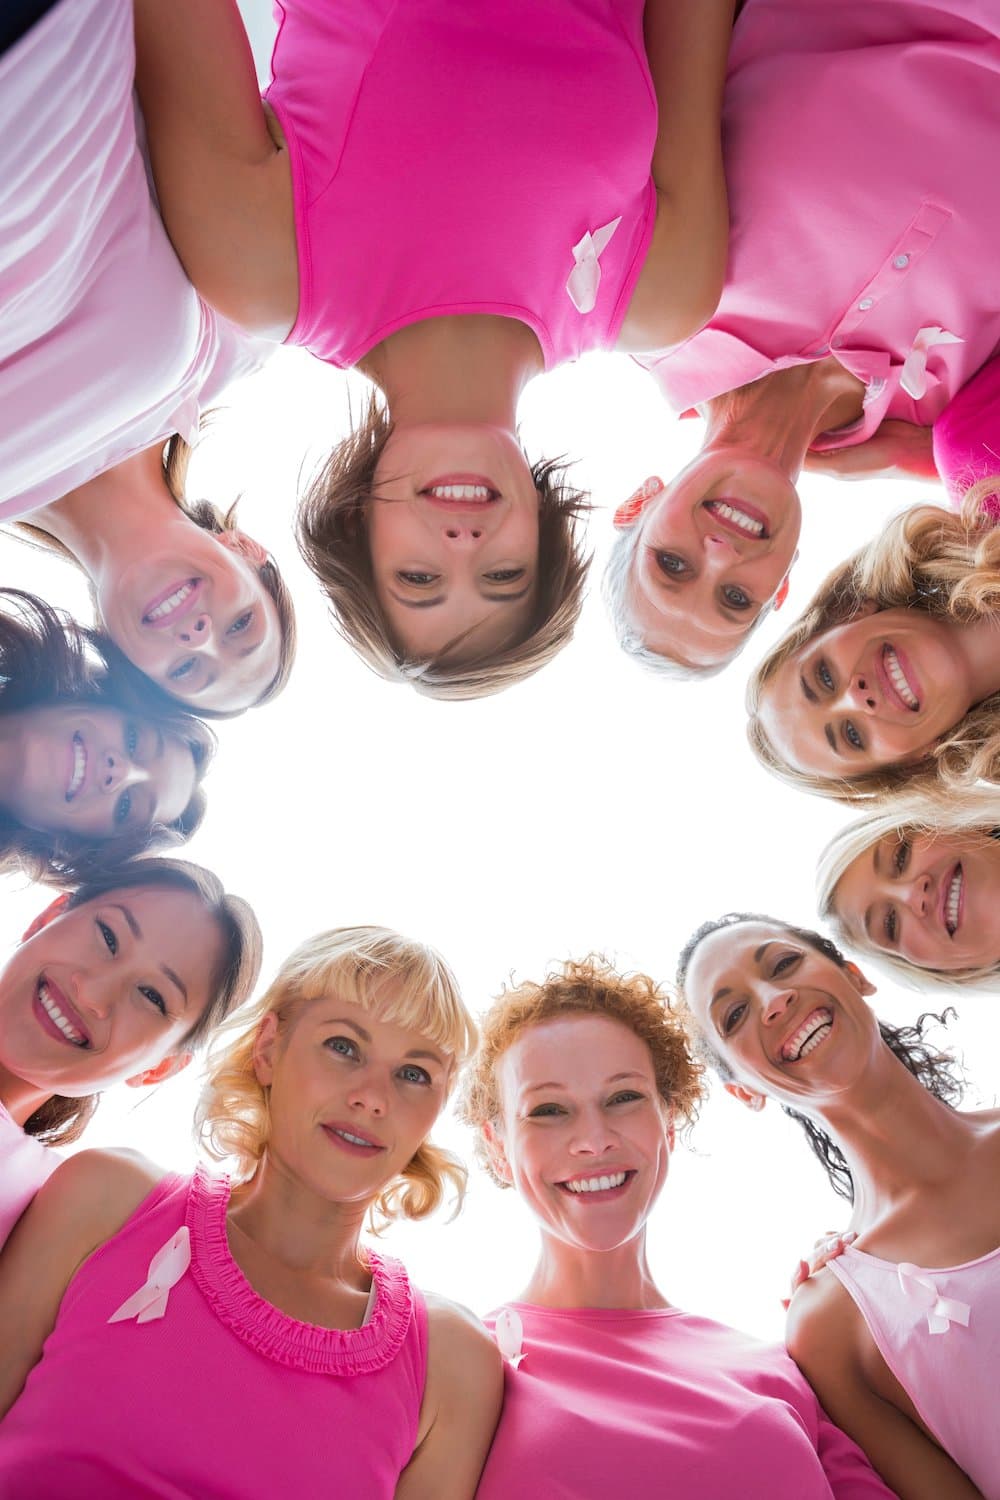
803, 422, 940, 483
0, 1150, 161, 1418
619, 0, 736, 352
395, 1295, 503, 1500
131, 0, 297, 334
787, 1273, 985, 1500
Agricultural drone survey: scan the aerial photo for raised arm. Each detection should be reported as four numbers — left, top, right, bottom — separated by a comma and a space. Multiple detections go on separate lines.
396, 1295, 503, 1500
618, 0, 736, 352
131, 0, 297, 334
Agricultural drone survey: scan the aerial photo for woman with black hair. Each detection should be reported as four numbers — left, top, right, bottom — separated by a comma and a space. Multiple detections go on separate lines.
678, 913, 995, 1500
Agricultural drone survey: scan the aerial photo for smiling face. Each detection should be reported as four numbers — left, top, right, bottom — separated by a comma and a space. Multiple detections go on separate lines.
0, 706, 197, 841
253, 995, 451, 1208
833, 829, 1000, 975
684, 921, 879, 1111
758, 608, 976, 779
490, 1014, 672, 1255
0, 885, 225, 1099
367, 424, 540, 662
625, 450, 801, 668
97, 529, 282, 713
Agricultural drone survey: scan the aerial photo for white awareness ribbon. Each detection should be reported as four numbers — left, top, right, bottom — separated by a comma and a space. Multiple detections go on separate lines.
897, 1261, 971, 1336
566, 217, 622, 315
108, 1227, 192, 1325
494, 1305, 526, 1368
899, 326, 963, 400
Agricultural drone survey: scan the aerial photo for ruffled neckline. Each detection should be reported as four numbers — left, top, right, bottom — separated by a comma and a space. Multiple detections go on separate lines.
186, 1166, 413, 1375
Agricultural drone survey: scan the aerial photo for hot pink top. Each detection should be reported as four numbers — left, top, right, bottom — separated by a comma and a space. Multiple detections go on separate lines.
640, 0, 1000, 452
0, 1102, 58, 1252
0, 1168, 427, 1497
0, 0, 266, 519
477, 1302, 896, 1499
265, 0, 656, 370
932, 358, 1000, 518
828, 1242, 1000, 1498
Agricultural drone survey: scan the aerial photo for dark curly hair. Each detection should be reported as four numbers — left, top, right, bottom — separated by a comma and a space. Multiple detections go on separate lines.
676, 912, 965, 1201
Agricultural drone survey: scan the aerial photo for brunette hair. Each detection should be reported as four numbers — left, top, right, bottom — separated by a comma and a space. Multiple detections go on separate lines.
295, 395, 591, 699
198, 926, 475, 1225
817, 787, 1000, 996
0, 589, 215, 885
22, 857, 263, 1148
747, 497, 1000, 801
459, 954, 704, 1186
676, 912, 965, 1201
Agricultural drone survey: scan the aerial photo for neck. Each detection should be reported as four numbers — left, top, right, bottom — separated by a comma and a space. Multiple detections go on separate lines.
702, 361, 866, 479
31, 444, 173, 577
361, 315, 544, 429
0, 1062, 52, 1126
227, 1152, 370, 1285
520, 1226, 669, 1311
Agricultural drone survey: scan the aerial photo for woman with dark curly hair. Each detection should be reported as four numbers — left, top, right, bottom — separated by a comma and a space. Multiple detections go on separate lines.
0, 590, 215, 885
679, 912, 996, 1499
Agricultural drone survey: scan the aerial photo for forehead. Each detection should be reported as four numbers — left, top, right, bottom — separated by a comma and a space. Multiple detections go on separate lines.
685, 922, 783, 999
296, 993, 448, 1057
498, 1013, 655, 1098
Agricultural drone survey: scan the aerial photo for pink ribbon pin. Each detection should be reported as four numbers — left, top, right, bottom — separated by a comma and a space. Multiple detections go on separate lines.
897, 1262, 971, 1336
494, 1306, 526, 1369
108, 1227, 191, 1325
899, 326, 963, 400
566, 217, 622, 314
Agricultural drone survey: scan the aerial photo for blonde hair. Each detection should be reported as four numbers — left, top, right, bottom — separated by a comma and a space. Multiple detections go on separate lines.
295, 394, 591, 699
459, 955, 704, 1187
817, 785, 1000, 996
197, 926, 476, 1225
747, 496, 1000, 802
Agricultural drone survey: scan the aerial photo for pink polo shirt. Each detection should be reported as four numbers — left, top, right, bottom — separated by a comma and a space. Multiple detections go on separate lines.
641, 0, 1000, 450
933, 357, 1000, 517
0, 0, 266, 520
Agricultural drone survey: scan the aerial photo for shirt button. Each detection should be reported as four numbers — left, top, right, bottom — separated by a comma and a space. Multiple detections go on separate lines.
858, 297, 874, 311
893, 254, 910, 269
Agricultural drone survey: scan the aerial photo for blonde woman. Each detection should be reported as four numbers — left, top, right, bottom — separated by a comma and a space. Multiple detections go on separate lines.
0, 926, 501, 1496
746, 497, 1000, 802
817, 787, 1000, 996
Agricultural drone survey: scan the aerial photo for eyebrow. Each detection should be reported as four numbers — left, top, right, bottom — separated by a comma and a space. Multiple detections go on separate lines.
237, 641, 261, 660
317, 1016, 371, 1040
109, 904, 189, 1006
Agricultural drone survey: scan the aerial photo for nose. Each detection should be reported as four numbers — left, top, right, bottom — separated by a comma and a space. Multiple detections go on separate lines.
898, 874, 931, 918
703, 530, 740, 561
846, 672, 878, 714
71, 969, 113, 1023
99, 749, 150, 798
175, 612, 213, 647
348, 1069, 389, 1119
569, 1106, 617, 1157
762, 988, 795, 1026
440, 523, 485, 548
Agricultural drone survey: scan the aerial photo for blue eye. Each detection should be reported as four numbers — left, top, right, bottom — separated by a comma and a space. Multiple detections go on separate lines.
845, 721, 864, 750
398, 1064, 431, 1086
722, 585, 752, 611
114, 790, 132, 827
228, 612, 253, 637
325, 1036, 358, 1059
818, 661, 834, 692
655, 551, 689, 578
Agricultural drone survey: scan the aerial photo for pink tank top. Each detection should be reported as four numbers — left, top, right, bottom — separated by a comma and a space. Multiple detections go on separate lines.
0, 1167, 427, 1497
828, 1242, 1000, 1498
265, 0, 656, 370
0, 1102, 58, 1251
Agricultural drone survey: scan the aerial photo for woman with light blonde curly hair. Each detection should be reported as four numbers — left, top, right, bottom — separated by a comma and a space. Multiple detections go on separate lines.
746, 494, 1000, 803
462, 956, 893, 1499
0, 925, 501, 1500
817, 786, 1000, 998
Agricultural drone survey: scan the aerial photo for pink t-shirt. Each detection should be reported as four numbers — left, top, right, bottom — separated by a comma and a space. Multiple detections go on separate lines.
932, 357, 1000, 517
0, 1168, 427, 1496
829, 1242, 1000, 1499
0, 0, 266, 520
640, 0, 1000, 450
0, 1102, 58, 1252
265, 0, 656, 370
477, 1303, 896, 1500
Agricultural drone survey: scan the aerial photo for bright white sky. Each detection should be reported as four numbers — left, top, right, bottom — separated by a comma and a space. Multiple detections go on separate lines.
2, 4, 996, 1346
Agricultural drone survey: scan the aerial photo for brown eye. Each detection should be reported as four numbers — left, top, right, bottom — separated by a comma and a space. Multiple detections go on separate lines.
884, 908, 898, 945
893, 838, 911, 875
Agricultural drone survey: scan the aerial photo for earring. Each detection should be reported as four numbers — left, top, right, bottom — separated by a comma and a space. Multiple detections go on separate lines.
21, 892, 72, 942
613, 475, 665, 529
774, 576, 791, 611
750, 1094, 765, 1112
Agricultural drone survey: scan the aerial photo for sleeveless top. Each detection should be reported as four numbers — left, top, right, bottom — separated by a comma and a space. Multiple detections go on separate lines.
0, 1101, 58, 1251
828, 1242, 1000, 1498
476, 1302, 894, 1499
0, 1168, 428, 1497
265, 0, 656, 370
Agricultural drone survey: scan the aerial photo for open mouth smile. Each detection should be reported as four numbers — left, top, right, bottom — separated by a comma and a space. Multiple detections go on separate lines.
880, 645, 921, 712
142, 579, 202, 629
321, 1123, 386, 1157
419, 474, 501, 509
943, 863, 964, 936
66, 732, 87, 802
704, 499, 768, 540
779, 1008, 833, 1063
34, 978, 91, 1048
556, 1170, 636, 1200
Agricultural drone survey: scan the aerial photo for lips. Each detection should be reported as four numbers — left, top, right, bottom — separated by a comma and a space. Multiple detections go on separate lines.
942, 863, 964, 936
419, 474, 501, 512
779, 1008, 833, 1063
704, 498, 769, 540
141, 579, 202, 630
321, 1122, 385, 1157
555, 1169, 635, 1200
66, 732, 87, 802
33, 977, 91, 1048
879, 644, 921, 712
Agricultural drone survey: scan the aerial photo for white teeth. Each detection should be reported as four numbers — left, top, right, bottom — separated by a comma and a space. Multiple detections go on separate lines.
335, 1129, 374, 1147
707, 501, 764, 536
564, 1172, 627, 1194
884, 647, 919, 709
428, 484, 492, 501
38, 983, 87, 1046
781, 1009, 833, 1062
67, 735, 86, 800
145, 581, 194, 622
945, 866, 963, 935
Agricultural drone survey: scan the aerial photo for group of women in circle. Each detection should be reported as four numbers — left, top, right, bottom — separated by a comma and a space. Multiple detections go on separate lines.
1, 0, 998, 1495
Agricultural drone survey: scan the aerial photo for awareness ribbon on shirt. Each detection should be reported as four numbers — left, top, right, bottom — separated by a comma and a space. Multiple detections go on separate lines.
899, 327, 963, 400
494, 1306, 526, 1368
566, 218, 622, 315
107, 1227, 191, 1325
897, 1261, 971, 1336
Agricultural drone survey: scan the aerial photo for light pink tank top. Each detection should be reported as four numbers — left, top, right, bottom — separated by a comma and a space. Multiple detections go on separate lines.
0, 1102, 58, 1251
0, 1168, 427, 1497
828, 1242, 1000, 1498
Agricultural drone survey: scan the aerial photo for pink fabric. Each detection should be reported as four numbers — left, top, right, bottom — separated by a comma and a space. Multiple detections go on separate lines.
0, 1168, 428, 1496
933, 357, 1000, 517
477, 1302, 895, 1499
0, 0, 266, 520
0, 1102, 58, 1252
640, 0, 1000, 450
828, 1242, 1000, 1498
265, 0, 656, 370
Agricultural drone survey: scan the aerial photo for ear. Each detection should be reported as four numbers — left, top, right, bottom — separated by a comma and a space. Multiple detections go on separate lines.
252, 1012, 280, 1089
21, 893, 73, 943
613, 476, 665, 530
844, 960, 876, 999
482, 1120, 514, 1185
125, 1050, 193, 1089
723, 1081, 766, 1113
217, 529, 269, 569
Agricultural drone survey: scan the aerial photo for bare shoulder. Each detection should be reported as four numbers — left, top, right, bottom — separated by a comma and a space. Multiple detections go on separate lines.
423, 1290, 502, 1374
786, 1265, 863, 1376
31, 1148, 166, 1252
